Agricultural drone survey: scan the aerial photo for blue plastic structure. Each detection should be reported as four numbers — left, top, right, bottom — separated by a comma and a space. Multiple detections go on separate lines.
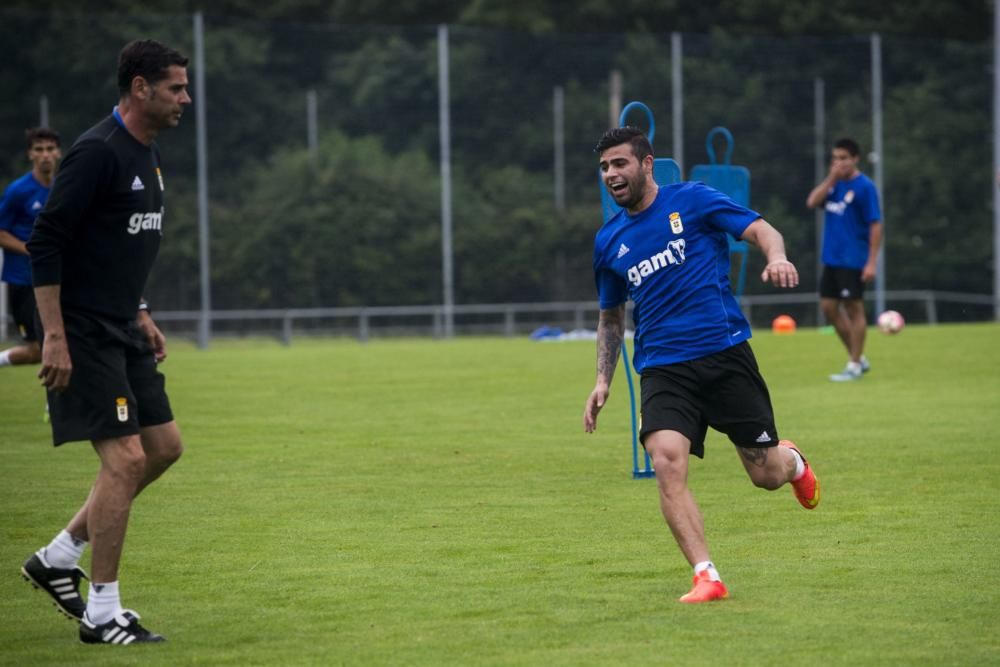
688, 127, 751, 297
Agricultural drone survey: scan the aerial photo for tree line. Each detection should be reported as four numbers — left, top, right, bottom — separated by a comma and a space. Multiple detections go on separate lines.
0, 3, 992, 316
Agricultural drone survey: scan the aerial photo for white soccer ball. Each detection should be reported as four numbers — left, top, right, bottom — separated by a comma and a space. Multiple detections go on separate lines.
877, 310, 905, 334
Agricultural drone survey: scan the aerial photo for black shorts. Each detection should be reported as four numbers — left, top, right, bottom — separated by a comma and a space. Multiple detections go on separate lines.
820, 266, 865, 300
9, 283, 38, 342
639, 341, 778, 458
42, 309, 174, 446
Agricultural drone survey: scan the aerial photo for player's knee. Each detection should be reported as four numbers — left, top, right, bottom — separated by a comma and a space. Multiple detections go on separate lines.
161, 438, 184, 466
142, 423, 184, 467
649, 450, 686, 488
147, 436, 183, 470
102, 440, 147, 482
25, 343, 41, 364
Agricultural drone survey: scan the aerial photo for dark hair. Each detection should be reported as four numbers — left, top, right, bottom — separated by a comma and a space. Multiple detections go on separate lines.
595, 126, 653, 163
834, 137, 861, 158
117, 39, 189, 95
25, 127, 60, 149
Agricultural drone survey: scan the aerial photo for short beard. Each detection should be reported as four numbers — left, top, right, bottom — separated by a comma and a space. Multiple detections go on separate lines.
618, 178, 646, 210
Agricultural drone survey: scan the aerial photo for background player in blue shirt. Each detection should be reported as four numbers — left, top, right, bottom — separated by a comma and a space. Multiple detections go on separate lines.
806, 137, 883, 382
583, 127, 820, 604
0, 127, 61, 368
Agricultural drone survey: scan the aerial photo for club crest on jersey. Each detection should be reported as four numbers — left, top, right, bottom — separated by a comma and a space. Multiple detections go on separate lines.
669, 212, 683, 234
844, 189, 855, 203
156, 167, 165, 191
115, 397, 129, 422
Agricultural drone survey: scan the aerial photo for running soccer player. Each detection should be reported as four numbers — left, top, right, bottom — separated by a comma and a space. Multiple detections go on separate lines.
0, 128, 61, 368
22, 39, 190, 645
583, 127, 820, 604
806, 137, 883, 382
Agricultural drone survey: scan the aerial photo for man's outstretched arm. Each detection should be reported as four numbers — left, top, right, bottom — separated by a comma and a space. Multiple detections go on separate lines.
584, 303, 626, 433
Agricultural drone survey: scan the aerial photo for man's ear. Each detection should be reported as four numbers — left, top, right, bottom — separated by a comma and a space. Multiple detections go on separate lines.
643, 154, 655, 175
131, 76, 150, 101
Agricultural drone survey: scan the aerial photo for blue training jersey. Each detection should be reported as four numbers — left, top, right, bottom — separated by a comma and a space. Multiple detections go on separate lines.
594, 182, 759, 372
821, 172, 881, 270
0, 172, 50, 285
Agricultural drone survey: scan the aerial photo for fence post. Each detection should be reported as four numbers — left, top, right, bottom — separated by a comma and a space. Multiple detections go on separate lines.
553, 86, 565, 213
194, 11, 212, 349
359, 310, 369, 342
433, 309, 443, 338
814, 77, 826, 326
39, 95, 49, 127
871, 33, 886, 320
671, 32, 684, 174
306, 89, 318, 164
437, 24, 455, 338
609, 70, 622, 129
926, 294, 937, 325
994, 0, 1000, 319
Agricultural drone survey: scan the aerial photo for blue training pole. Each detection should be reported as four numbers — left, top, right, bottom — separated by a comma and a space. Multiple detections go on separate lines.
618, 102, 657, 478
621, 337, 654, 478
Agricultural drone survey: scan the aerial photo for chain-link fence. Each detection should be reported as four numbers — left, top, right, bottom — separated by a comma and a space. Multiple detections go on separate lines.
1, 10, 994, 339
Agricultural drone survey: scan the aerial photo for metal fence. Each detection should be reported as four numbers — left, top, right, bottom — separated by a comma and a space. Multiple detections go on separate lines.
144, 290, 1000, 343
0, 11, 995, 344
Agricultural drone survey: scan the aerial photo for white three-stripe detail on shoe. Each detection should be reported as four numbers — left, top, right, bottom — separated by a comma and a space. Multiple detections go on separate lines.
51, 578, 79, 599
104, 627, 136, 644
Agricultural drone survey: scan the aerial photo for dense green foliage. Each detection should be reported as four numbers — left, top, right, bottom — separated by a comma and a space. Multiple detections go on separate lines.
2, 325, 999, 663
0, 3, 993, 311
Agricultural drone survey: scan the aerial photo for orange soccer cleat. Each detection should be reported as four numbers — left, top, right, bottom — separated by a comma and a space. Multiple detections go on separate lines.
780, 440, 820, 509
678, 570, 729, 604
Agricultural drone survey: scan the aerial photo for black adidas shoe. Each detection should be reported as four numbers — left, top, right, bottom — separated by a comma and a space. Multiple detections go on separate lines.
21, 550, 88, 621
80, 610, 165, 645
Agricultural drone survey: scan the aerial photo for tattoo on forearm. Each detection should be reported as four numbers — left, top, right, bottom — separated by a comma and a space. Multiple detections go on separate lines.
596, 306, 625, 382
739, 447, 768, 467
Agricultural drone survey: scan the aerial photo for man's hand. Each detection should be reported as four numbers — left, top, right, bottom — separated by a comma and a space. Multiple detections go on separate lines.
761, 258, 799, 289
861, 260, 877, 283
38, 332, 72, 391
829, 157, 853, 181
583, 382, 610, 433
137, 310, 167, 362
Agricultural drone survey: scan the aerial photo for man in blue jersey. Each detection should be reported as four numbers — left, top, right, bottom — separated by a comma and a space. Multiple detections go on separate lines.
583, 127, 819, 604
806, 137, 882, 382
0, 128, 61, 368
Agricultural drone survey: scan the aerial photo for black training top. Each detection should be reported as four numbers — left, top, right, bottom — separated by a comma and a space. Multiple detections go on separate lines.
28, 113, 165, 322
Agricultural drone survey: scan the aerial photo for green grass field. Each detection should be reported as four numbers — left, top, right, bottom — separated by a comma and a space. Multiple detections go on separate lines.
1, 323, 999, 665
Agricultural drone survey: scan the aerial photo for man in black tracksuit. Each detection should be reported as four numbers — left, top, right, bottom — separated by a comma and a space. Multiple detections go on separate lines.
22, 39, 191, 645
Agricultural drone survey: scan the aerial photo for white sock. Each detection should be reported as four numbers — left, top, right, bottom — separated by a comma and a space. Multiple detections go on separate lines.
846, 361, 862, 373
789, 448, 806, 481
43, 530, 87, 569
0, 349, 11, 366
694, 560, 721, 582
86, 581, 123, 625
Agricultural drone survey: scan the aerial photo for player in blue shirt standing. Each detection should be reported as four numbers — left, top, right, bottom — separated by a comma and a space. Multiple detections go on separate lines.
583, 127, 820, 604
806, 137, 882, 382
0, 128, 61, 368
